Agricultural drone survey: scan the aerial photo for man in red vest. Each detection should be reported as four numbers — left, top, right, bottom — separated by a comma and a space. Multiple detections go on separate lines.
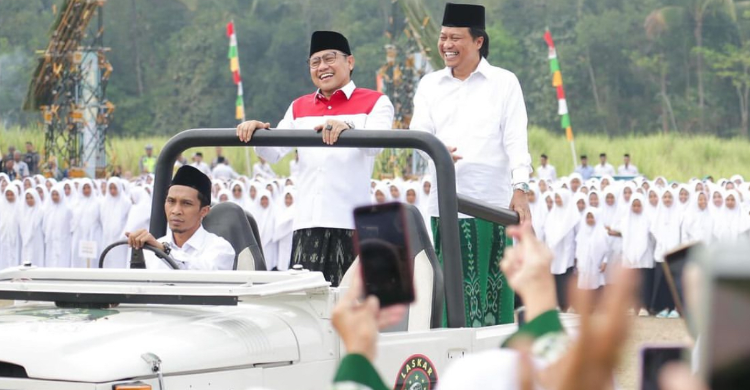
237, 31, 394, 286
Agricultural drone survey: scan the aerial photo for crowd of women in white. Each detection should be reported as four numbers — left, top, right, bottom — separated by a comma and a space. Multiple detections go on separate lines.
529, 172, 750, 317
3, 167, 748, 318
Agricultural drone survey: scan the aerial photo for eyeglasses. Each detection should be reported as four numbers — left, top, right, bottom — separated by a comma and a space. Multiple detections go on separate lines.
307, 51, 348, 69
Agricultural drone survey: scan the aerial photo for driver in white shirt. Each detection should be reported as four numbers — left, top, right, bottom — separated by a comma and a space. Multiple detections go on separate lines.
125, 165, 235, 270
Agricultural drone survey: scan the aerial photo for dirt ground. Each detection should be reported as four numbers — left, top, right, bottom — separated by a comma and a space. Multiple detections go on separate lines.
0, 299, 689, 389
616, 316, 692, 390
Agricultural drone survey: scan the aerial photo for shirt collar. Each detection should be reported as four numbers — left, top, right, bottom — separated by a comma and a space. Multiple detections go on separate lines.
314, 80, 356, 102
168, 225, 208, 251
439, 57, 492, 82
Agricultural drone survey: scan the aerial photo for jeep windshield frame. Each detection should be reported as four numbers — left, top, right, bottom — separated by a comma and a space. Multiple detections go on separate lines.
150, 129, 519, 328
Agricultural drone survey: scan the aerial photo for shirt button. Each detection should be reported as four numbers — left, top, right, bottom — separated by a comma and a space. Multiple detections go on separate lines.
327, 106, 332, 110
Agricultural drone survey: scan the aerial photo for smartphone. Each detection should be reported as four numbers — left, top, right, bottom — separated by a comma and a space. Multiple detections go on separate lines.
639, 345, 687, 390
697, 242, 750, 389
353, 202, 415, 307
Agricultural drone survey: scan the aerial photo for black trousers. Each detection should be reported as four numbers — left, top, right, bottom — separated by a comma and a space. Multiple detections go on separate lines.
638, 267, 656, 312
291, 227, 356, 287
650, 263, 676, 312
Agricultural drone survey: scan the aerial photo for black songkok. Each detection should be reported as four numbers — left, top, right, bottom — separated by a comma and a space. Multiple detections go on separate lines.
309, 31, 351, 57
171, 165, 211, 204
442, 3, 485, 30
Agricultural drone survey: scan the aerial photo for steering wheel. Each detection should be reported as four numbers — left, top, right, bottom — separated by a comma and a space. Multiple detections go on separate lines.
98, 240, 181, 270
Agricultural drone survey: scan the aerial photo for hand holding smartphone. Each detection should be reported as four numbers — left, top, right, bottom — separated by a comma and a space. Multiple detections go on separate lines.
353, 203, 415, 307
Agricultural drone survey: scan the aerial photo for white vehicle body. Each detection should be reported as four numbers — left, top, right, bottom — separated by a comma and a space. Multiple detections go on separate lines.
0, 266, 578, 389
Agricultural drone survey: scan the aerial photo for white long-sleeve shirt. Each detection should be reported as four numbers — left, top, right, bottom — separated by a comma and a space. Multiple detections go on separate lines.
536, 164, 557, 182
255, 81, 395, 230
146, 226, 235, 270
593, 163, 615, 177
410, 58, 532, 217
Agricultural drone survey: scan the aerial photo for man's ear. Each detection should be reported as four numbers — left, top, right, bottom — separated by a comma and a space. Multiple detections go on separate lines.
348, 54, 355, 72
200, 205, 211, 219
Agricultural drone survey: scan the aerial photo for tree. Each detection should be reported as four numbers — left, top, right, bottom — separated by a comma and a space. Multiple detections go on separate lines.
703, 42, 750, 137
647, 0, 737, 131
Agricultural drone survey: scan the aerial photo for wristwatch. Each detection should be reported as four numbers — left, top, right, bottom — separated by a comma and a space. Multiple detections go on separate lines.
513, 182, 530, 193
160, 241, 172, 255
344, 120, 355, 130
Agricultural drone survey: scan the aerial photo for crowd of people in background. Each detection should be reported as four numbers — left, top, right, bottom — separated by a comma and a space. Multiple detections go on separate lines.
530, 152, 750, 318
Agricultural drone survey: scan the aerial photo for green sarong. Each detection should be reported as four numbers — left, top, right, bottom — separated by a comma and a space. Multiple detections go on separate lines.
432, 217, 514, 327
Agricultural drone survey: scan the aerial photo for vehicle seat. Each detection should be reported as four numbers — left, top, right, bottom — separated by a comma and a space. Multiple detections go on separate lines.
203, 202, 266, 271
340, 204, 444, 331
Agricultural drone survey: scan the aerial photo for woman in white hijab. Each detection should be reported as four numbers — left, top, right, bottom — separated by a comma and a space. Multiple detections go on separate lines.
255, 189, 277, 270
575, 208, 608, 291
372, 183, 390, 204
70, 178, 103, 268
650, 188, 681, 318
644, 188, 661, 221
217, 188, 232, 203
246, 181, 261, 216
572, 192, 588, 215
681, 191, 713, 244
610, 193, 655, 316
587, 190, 600, 208
600, 187, 621, 285
19, 189, 45, 266
714, 189, 749, 242
35, 184, 50, 211
273, 188, 296, 271
676, 184, 691, 213
124, 186, 152, 233
0, 186, 22, 268
229, 180, 250, 210
543, 189, 579, 310
652, 188, 681, 263
389, 181, 404, 203
99, 178, 132, 268
43, 184, 73, 268
528, 183, 548, 241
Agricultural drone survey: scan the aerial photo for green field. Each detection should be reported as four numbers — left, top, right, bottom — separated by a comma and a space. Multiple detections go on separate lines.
1, 125, 748, 182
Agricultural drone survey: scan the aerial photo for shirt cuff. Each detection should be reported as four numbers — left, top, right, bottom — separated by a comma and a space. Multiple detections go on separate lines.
333, 354, 389, 390
511, 167, 531, 186
501, 309, 565, 348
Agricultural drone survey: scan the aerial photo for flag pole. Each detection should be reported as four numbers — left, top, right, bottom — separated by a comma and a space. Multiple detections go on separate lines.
544, 29, 578, 170
227, 20, 252, 176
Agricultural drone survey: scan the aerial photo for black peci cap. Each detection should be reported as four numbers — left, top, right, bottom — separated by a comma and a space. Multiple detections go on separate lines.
442, 3, 485, 29
310, 31, 351, 57
171, 165, 211, 204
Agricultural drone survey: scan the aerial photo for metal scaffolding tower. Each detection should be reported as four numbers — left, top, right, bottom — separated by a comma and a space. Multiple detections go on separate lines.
23, 0, 113, 178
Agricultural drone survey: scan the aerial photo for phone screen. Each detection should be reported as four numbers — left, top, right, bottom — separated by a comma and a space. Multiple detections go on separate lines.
353, 203, 415, 307
709, 278, 750, 389
641, 346, 686, 390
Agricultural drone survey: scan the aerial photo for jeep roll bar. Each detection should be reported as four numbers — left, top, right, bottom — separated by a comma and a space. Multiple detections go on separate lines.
150, 129, 519, 328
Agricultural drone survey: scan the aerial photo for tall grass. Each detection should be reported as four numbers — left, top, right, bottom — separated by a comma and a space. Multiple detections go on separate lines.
2, 124, 748, 182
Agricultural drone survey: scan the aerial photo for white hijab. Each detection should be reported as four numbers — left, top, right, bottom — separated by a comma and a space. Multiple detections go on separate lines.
682, 191, 713, 244
273, 188, 296, 244
255, 189, 276, 247
599, 187, 619, 227
543, 189, 580, 248
20, 189, 44, 247
651, 188, 681, 262
124, 186, 152, 233
716, 190, 749, 241
575, 208, 609, 289
0, 186, 22, 263
619, 193, 651, 266
528, 183, 548, 239
100, 178, 132, 242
